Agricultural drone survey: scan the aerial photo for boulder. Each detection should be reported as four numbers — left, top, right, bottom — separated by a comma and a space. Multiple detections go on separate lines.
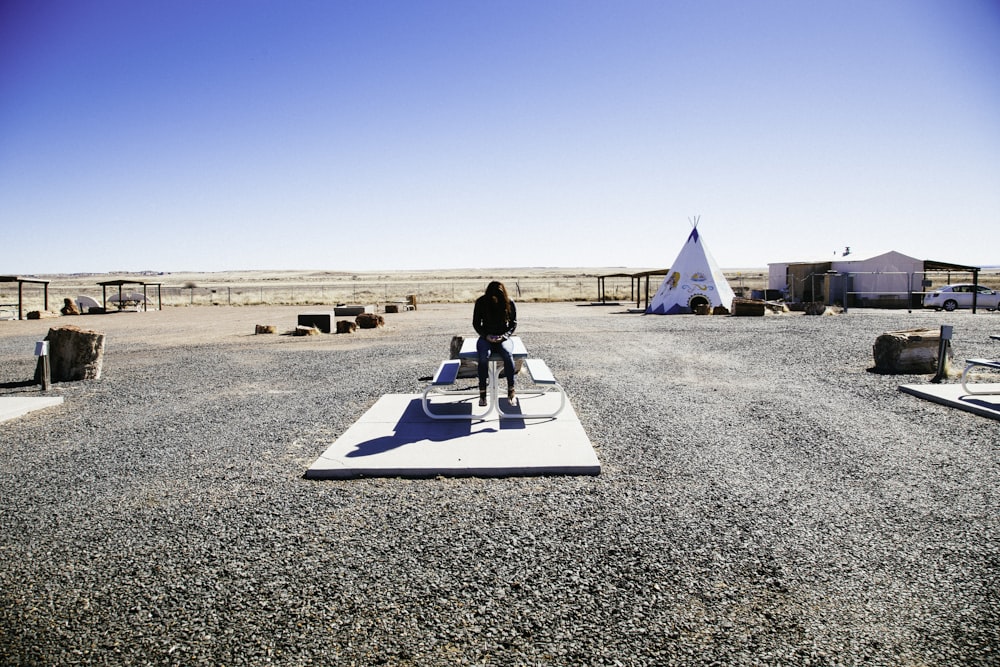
60, 298, 81, 316
450, 336, 479, 378
732, 299, 766, 317
35, 325, 105, 382
356, 313, 384, 329
871, 328, 951, 374
804, 301, 828, 315
27, 310, 58, 319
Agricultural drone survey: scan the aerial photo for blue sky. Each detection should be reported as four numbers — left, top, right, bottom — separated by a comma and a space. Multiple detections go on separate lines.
2, 0, 998, 274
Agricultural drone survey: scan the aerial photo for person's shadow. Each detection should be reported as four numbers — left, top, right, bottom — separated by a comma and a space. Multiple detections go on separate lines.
345, 397, 478, 457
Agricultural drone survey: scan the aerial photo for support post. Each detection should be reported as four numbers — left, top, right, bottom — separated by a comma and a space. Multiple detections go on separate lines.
930, 324, 953, 384
34, 341, 50, 391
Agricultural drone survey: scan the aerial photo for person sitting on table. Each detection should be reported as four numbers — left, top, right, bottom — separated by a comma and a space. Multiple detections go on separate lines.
472, 281, 518, 407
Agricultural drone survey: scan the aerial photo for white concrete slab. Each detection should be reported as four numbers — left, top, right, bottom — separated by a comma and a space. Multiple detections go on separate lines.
899, 383, 1000, 421
306, 393, 600, 479
0, 396, 65, 423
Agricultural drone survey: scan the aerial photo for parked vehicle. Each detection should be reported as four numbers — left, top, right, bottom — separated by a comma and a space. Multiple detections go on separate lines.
923, 283, 1000, 311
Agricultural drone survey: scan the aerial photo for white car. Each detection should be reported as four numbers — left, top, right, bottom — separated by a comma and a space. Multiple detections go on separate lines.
923, 283, 1000, 311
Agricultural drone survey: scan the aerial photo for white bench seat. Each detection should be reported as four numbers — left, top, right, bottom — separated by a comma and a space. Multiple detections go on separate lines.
961, 358, 1000, 395
498, 358, 566, 419
524, 358, 557, 385
422, 359, 493, 420
432, 360, 461, 386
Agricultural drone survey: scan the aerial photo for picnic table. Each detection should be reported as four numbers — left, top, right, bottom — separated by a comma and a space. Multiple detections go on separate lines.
422, 336, 565, 420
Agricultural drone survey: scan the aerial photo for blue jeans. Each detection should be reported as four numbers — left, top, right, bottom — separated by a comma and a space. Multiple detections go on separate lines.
477, 336, 515, 389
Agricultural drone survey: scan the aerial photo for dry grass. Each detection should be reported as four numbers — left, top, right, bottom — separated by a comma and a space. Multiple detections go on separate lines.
0, 267, 766, 310
2, 267, 996, 312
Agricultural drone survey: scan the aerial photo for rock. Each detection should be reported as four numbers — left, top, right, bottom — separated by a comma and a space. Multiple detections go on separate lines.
60, 298, 81, 316
450, 336, 479, 378
732, 299, 766, 317
336, 320, 357, 334
356, 313, 384, 329
255, 324, 277, 334
27, 310, 58, 319
871, 328, 950, 374
804, 301, 827, 315
35, 325, 105, 382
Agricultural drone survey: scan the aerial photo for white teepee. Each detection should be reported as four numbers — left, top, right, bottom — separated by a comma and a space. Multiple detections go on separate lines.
647, 224, 735, 314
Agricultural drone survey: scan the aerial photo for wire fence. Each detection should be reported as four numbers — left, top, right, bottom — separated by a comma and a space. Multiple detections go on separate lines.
786, 270, 1000, 308
1, 279, 603, 315
2, 269, 995, 317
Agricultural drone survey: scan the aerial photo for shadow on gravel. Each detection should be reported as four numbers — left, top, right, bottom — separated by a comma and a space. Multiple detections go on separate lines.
0, 380, 39, 389
345, 398, 474, 457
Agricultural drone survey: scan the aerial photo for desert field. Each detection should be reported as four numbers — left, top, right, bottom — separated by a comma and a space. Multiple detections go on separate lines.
4, 266, 997, 315
1, 267, 770, 313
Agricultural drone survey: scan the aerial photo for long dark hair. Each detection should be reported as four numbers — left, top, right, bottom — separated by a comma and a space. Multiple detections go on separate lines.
485, 281, 513, 319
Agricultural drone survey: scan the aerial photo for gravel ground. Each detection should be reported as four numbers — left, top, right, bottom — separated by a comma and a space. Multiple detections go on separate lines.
0, 303, 998, 666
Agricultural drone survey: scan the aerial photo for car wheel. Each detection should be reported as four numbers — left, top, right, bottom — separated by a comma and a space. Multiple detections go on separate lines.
943, 299, 958, 312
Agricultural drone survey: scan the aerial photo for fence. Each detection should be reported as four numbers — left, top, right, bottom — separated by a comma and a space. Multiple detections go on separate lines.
168, 279, 607, 307
790, 270, 1000, 309
5, 270, 992, 314
0, 272, 774, 314
0, 279, 599, 313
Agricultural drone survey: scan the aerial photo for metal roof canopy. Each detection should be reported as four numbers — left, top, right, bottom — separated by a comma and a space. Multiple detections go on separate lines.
923, 259, 980, 273
596, 269, 670, 309
923, 259, 983, 313
0, 276, 51, 320
97, 279, 163, 312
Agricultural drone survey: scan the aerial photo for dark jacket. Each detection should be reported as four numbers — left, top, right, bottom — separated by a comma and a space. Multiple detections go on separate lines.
473, 295, 517, 339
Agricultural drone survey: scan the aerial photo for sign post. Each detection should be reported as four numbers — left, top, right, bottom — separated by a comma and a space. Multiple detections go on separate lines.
34, 341, 50, 391
930, 325, 953, 384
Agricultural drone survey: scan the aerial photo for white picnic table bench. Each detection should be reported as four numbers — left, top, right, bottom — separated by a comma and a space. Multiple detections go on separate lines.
961, 335, 1000, 395
421, 336, 566, 420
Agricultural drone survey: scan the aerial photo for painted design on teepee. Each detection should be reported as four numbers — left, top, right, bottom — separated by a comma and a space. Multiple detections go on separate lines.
647, 223, 736, 315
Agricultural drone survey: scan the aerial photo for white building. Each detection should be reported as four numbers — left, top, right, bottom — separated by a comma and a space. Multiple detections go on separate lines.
768, 251, 981, 308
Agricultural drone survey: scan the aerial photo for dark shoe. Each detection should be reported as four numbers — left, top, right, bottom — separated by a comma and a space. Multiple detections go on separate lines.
479, 391, 488, 407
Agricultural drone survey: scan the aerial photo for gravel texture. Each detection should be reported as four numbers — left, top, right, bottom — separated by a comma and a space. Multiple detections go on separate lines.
0, 303, 998, 666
